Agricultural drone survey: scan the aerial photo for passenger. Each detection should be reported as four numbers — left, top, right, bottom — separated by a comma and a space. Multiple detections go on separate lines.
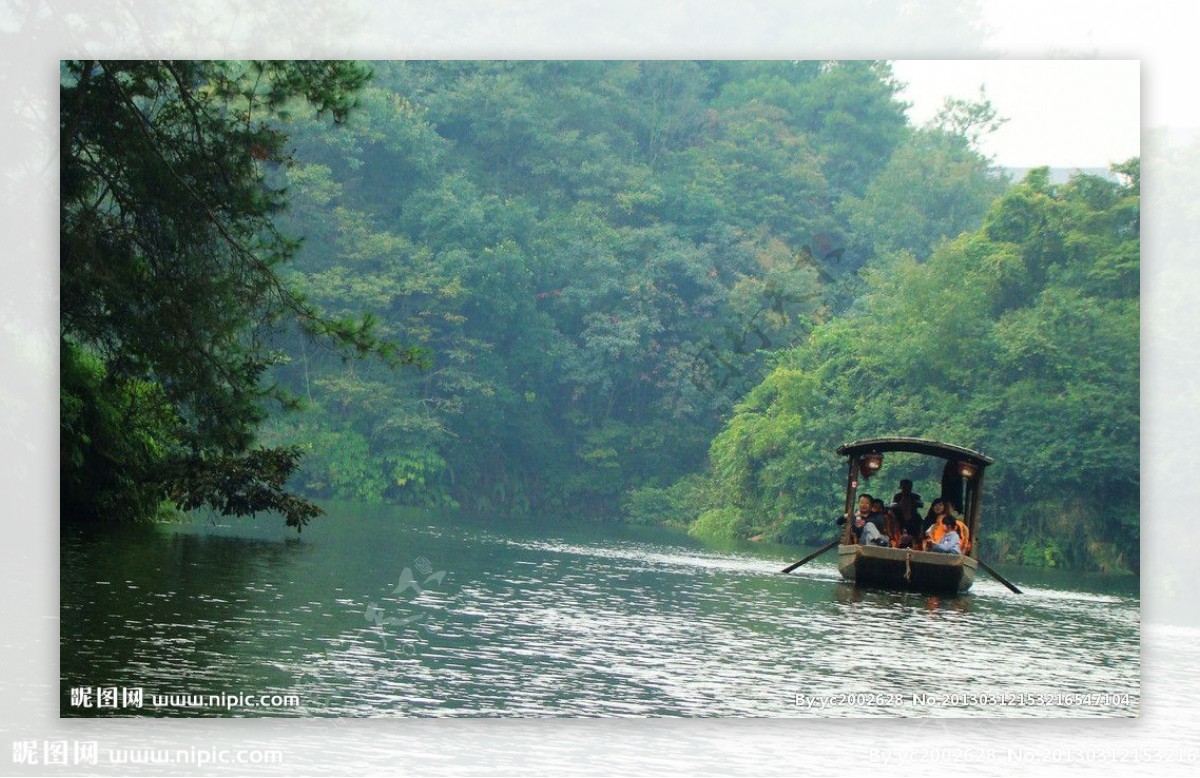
897, 528, 915, 549
837, 494, 874, 542
922, 498, 950, 548
955, 515, 971, 555
930, 515, 962, 554
892, 479, 924, 540
881, 504, 901, 546
853, 494, 874, 524
857, 514, 890, 547
868, 498, 888, 534
935, 500, 971, 554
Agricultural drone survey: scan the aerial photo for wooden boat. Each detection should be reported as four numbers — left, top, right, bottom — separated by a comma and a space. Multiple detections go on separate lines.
833, 437, 993, 594
836, 543, 977, 593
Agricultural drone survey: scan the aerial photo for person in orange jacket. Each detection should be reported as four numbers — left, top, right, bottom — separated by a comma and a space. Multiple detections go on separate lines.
922, 498, 969, 553
930, 514, 962, 554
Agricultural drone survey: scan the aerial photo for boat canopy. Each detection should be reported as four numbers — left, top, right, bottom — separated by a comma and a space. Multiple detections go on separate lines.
836, 437, 993, 467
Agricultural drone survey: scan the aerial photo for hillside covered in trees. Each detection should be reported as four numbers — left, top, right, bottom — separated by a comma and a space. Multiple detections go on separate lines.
694, 165, 1139, 572
60, 60, 1138, 572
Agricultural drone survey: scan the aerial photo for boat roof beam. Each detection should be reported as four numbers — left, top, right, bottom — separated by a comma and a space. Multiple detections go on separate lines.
836, 437, 994, 467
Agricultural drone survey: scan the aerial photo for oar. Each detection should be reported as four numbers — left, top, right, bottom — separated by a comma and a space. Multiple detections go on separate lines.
781, 539, 840, 574
977, 558, 1022, 594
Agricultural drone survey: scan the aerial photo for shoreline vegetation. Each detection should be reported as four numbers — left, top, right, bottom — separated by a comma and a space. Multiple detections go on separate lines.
60, 61, 1138, 574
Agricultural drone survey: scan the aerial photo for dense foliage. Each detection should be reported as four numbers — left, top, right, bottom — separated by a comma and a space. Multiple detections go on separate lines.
698, 164, 1139, 571
261, 61, 969, 516
60, 60, 422, 528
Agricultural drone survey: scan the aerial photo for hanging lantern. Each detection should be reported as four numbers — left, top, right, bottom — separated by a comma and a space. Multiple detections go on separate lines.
957, 461, 979, 479
860, 452, 883, 478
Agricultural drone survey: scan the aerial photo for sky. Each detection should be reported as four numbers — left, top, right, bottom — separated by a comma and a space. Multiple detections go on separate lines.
890, 59, 1139, 169
886, 0, 1200, 170
979, 0, 1195, 137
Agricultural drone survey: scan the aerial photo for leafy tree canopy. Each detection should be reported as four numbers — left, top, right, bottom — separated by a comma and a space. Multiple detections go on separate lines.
60, 60, 424, 528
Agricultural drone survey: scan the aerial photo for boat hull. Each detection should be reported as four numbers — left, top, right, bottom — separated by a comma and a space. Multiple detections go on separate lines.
836, 544, 977, 593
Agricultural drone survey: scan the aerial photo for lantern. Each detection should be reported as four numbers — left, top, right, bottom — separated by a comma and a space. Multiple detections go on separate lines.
860, 452, 883, 478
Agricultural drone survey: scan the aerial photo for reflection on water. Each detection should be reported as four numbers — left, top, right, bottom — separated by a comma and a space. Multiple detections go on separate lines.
832, 582, 974, 613
61, 505, 1139, 717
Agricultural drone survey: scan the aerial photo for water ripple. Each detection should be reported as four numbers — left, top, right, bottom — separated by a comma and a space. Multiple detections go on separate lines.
60, 513, 1140, 718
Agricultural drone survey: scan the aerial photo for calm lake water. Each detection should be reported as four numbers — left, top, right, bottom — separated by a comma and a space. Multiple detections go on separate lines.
60, 503, 1140, 718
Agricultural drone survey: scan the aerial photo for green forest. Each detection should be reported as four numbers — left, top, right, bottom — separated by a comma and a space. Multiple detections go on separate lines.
60, 60, 1139, 572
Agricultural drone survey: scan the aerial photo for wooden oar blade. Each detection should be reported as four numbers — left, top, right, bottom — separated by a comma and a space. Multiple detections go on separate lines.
781, 539, 839, 574
977, 558, 1022, 593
